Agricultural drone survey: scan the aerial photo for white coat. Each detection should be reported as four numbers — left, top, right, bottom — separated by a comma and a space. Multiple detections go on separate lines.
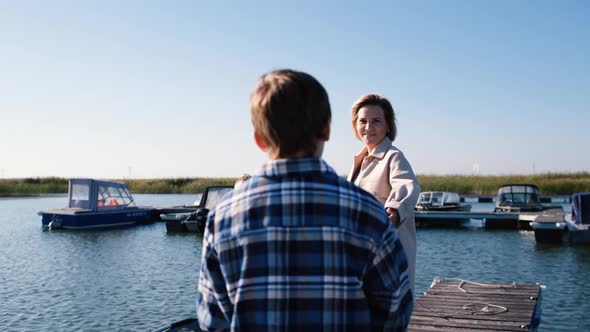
347, 137, 420, 292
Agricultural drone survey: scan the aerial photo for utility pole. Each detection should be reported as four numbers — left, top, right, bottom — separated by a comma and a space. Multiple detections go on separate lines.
472, 163, 480, 176
128, 166, 132, 179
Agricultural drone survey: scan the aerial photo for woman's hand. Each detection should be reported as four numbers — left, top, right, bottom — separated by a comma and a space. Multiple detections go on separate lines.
386, 207, 401, 228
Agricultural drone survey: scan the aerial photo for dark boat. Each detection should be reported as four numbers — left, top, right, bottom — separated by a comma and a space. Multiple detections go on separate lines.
564, 192, 590, 244
493, 184, 544, 213
162, 186, 233, 233
38, 178, 154, 230
531, 192, 590, 244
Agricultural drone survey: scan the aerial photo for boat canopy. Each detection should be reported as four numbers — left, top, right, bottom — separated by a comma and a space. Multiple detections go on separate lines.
572, 192, 590, 225
418, 191, 461, 206
67, 178, 136, 210
496, 184, 541, 205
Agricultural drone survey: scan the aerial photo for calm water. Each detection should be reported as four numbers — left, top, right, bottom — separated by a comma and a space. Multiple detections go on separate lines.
1, 195, 589, 331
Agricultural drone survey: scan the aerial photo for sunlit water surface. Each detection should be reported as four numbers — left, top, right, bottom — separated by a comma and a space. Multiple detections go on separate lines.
1, 195, 588, 331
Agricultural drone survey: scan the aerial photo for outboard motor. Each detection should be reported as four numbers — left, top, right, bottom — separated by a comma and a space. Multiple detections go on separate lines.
48, 215, 63, 230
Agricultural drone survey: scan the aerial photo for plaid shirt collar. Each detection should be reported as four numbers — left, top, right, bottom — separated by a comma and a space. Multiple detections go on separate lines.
254, 157, 336, 178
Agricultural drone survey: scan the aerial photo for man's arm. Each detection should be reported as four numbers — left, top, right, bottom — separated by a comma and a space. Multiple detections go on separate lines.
363, 226, 413, 331
197, 222, 232, 330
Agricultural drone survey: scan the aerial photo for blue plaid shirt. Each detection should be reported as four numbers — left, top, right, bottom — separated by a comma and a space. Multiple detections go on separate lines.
197, 157, 413, 331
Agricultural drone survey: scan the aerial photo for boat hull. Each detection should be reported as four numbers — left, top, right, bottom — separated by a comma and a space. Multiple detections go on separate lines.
567, 223, 590, 244
165, 219, 187, 233
569, 230, 590, 244
485, 218, 518, 229
41, 209, 154, 230
183, 220, 200, 233
531, 221, 568, 244
533, 228, 567, 244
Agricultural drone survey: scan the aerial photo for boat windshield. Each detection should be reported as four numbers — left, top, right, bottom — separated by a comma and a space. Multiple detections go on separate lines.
497, 185, 539, 195
418, 192, 460, 206
418, 192, 441, 205
496, 185, 541, 206
204, 187, 233, 210
69, 182, 91, 209
97, 183, 135, 209
192, 193, 204, 206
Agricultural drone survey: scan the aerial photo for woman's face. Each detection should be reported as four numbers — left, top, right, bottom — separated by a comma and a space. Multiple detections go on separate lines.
355, 105, 388, 149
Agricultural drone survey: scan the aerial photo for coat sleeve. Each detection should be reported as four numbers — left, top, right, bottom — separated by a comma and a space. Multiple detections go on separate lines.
383, 151, 420, 223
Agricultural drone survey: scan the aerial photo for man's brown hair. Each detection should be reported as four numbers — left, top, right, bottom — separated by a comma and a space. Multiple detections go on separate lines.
251, 69, 331, 158
351, 93, 397, 141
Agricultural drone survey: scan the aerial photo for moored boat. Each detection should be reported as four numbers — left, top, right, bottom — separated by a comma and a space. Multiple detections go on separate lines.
415, 191, 471, 212
494, 184, 544, 213
531, 193, 590, 244
38, 178, 154, 230
162, 186, 233, 233
565, 192, 590, 244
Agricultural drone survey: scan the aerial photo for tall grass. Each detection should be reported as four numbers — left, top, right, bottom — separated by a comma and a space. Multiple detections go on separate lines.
1, 172, 589, 196
0, 177, 68, 195
417, 172, 590, 195
0, 177, 238, 196
123, 178, 237, 194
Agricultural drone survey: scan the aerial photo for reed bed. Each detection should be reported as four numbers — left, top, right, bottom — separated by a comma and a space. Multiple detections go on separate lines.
0, 177, 68, 196
417, 172, 590, 195
1, 172, 589, 196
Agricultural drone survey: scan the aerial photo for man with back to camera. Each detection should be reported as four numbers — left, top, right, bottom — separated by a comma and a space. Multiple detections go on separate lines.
196, 69, 413, 331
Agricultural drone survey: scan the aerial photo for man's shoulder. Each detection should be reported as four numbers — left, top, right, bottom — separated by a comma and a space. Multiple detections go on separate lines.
215, 173, 388, 222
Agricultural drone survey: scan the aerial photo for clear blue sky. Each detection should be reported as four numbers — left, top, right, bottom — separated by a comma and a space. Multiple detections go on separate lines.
1, 1, 588, 179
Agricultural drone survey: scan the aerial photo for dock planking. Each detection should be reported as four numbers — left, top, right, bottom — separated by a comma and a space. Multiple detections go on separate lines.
409, 278, 542, 332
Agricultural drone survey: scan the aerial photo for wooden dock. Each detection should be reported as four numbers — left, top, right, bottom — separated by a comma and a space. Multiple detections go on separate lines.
415, 208, 565, 230
150, 277, 543, 331
409, 278, 542, 332
461, 195, 570, 204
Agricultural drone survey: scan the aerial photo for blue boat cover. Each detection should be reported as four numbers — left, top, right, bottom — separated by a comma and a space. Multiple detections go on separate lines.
68, 178, 135, 211
571, 192, 590, 225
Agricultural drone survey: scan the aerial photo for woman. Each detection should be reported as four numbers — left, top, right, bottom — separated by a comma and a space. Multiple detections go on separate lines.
347, 93, 420, 292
